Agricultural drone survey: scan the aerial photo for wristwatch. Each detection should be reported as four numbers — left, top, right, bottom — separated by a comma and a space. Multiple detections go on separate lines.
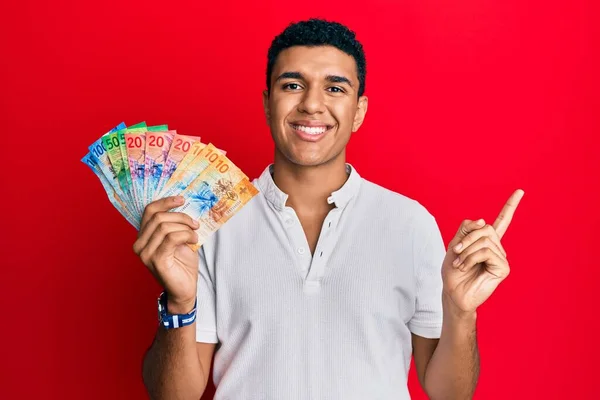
157, 291, 197, 329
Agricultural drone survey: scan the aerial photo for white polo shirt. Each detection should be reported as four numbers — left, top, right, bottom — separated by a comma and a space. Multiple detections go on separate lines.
195, 164, 446, 400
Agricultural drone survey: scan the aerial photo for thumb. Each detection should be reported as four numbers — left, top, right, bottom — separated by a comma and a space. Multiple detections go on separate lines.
449, 218, 485, 248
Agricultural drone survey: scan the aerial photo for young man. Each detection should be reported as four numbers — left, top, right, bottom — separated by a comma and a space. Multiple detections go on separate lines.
135, 19, 524, 399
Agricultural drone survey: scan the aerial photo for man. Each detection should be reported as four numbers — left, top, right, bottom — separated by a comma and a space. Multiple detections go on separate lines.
135, 18, 524, 399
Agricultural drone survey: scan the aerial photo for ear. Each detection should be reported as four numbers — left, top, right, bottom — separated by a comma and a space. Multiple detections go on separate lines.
262, 90, 271, 125
352, 95, 369, 132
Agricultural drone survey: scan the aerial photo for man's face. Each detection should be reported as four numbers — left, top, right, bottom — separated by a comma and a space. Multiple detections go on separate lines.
263, 45, 368, 167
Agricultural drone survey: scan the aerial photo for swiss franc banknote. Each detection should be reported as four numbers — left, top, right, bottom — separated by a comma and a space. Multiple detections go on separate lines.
104, 122, 149, 219
87, 123, 131, 205
124, 131, 147, 217
173, 152, 258, 249
154, 133, 200, 198
144, 130, 176, 205
158, 142, 218, 198
81, 153, 140, 229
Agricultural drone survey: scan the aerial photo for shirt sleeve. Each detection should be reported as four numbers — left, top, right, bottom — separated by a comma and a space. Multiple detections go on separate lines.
407, 212, 446, 339
195, 244, 219, 344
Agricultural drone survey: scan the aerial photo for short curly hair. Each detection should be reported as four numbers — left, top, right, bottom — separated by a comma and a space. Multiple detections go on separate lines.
266, 18, 367, 97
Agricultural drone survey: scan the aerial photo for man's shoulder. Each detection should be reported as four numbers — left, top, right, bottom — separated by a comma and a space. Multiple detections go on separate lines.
358, 178, 434, 221
358, 178, 441, 248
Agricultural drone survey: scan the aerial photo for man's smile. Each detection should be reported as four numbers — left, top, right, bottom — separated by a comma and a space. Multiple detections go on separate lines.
288, 120, 335, 142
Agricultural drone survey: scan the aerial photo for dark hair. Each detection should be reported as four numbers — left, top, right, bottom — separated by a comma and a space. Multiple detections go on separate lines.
266, 18, 367, 97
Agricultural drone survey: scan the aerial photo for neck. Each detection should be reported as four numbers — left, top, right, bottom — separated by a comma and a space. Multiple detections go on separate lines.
272, 151, 349, 215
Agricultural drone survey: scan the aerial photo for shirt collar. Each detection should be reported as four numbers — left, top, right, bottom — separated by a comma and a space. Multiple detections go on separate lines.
256, 163, 362, 211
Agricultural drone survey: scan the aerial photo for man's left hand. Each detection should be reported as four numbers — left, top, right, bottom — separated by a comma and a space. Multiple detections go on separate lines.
442, 189, 525, 314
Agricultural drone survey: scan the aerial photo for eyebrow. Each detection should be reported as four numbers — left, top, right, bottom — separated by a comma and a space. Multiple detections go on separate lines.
275, 71, 354, 88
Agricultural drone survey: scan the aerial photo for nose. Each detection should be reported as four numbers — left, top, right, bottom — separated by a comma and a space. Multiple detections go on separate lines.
297, 86, 326, 114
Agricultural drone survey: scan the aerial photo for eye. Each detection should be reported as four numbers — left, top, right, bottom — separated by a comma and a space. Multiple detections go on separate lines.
283, 83, 302, 91
327, 86, 345, 93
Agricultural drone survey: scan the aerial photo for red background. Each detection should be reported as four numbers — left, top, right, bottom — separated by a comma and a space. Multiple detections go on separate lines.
1, 0, 598, 398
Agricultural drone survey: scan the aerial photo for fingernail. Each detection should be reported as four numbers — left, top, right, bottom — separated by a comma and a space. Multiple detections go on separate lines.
193, 220, 199, 227
175, 196, 184, 204
476, 219, 485, 225
454, 243, 463, 251
453, 257, 461, 266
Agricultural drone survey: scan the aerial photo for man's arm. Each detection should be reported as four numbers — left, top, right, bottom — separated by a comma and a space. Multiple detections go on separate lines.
412, 191, 523, 399
142, 301, 216, 400
412, 292, 479, 400
132, 196, 220, 399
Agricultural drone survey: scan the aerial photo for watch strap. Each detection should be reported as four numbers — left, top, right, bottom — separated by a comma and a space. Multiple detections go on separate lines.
157, 291, 197, 329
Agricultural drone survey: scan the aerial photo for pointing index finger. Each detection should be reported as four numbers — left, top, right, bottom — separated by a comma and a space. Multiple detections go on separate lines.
493, 189, 525, 239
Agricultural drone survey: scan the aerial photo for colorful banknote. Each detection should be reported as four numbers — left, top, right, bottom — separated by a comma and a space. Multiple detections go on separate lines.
81, 120, 259, 248
82, 122, 133, 224
173, 152, 257, 249
155, 133, 200, 196
144, 130, 176, 205
81, 153, 140, 229
158, 142, 216, 198
87, 122, 130, 202
104, 122, 149, 219
124, 131, 147, 217
173, 151, 247, 216
190, 177, 258, 249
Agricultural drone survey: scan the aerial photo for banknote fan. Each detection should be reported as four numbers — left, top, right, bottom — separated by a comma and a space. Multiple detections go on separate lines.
81, 121, 259, 250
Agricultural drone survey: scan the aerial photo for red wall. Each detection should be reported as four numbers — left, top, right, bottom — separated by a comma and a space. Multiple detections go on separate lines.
1, 0, 598, 398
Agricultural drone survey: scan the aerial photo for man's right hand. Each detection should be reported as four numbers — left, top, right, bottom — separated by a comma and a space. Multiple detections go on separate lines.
133, 195, 200, 314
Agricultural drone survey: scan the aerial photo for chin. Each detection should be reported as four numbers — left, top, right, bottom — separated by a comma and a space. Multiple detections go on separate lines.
292, 158, 327, 167
281, 148, 341, 168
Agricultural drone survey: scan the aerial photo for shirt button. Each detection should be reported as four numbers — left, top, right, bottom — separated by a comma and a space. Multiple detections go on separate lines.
297, 247, 305, 255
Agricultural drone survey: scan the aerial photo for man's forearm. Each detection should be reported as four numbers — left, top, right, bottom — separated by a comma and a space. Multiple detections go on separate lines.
423, 292, 480, 399
142, 322, 207, 400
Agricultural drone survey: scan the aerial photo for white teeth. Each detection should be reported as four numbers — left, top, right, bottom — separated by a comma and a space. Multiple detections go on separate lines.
293, 125, 328, 135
